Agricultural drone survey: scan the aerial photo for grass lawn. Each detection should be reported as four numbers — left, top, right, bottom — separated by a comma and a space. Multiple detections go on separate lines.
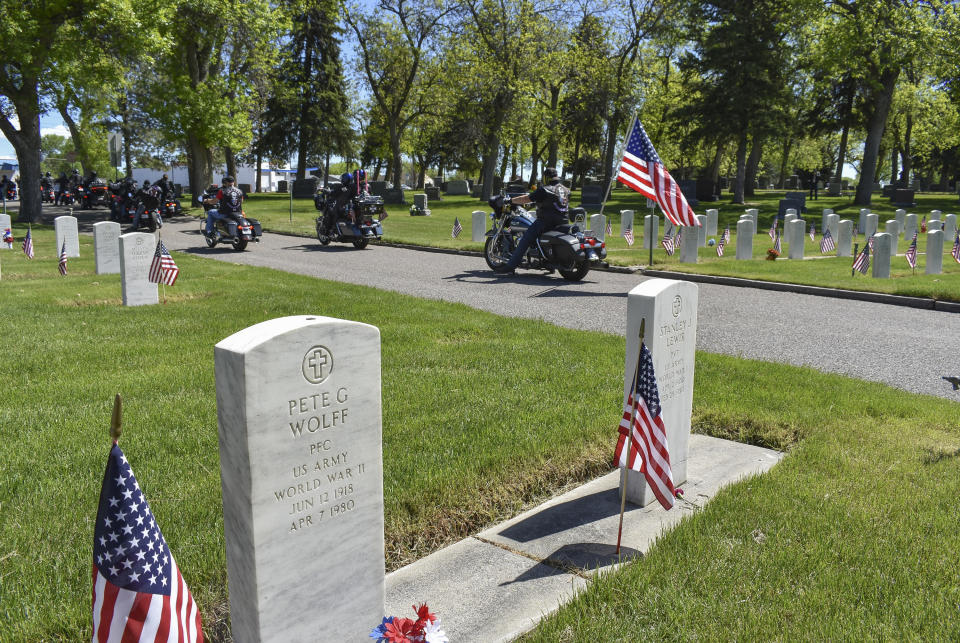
3, 225, 960, 640
217, 188, 960, 301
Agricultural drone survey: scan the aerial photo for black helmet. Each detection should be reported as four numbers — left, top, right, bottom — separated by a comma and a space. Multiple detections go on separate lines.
543, 167, 558, 181
223, 175, 235, 183
91, 171, 97, 178
143, 180, 150, 187
45, 171, 51, 177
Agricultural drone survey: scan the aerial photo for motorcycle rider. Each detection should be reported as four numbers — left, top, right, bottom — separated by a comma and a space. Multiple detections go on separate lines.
204, 175, 244, 239
154, 173, 171, 200
40, 172, 53, 200
0, 174, 9, 201
55, 172, 69, 205
130, 180, 160, 231
493, 167, 570, 273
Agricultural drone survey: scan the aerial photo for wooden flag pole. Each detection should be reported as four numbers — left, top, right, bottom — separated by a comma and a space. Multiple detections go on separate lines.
110, 394, 122, 443
616, 318, 645, 556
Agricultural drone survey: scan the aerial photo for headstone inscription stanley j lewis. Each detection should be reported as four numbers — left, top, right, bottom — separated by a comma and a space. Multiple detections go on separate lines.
215, 315, 385, 642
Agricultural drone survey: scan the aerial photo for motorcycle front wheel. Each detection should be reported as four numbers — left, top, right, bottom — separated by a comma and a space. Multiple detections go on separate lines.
483, 233, 513, 271
146, 214, 158, 232
315, 219, 331, 245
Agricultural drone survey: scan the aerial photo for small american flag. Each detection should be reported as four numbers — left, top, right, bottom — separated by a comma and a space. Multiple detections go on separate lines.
623, 228, 634, 246
716, 234, 725, 257
853, 243, 870, 274
2, 227, 11, 248
905, 232, 918, 269
952, 232, 960, 264
614, 340, 676, 511
809, 224, 816, 242
768, 219, 777, 240
22, 227, 34, 259
616, 117, 699, 228
820, 228, 835, 253
920, 215, 927, 233
661, 232, 675, 256
92, 443, 204, 642
148, 240, 179, 286
58, 241, 68, 276
867, 235, 875, 251
721, 226, 730, 244
774, 230, 782, 254
451, 217, 462, 238
605, 219, 612, 236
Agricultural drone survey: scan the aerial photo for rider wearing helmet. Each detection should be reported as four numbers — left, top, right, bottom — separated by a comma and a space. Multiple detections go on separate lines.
494, 167, 570, 273
204, 175, 243, 238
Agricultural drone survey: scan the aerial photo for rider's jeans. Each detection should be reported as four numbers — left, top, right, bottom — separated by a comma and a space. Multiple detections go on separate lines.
205, 210, 231, 234
502, 218, 546, 271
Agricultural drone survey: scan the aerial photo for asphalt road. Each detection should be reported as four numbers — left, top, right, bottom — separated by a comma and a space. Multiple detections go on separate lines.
27, 203, 960, 401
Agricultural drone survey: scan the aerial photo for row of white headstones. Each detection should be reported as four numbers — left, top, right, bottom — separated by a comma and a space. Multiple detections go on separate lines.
0, 213, 162, 305
212, 278, 698, 640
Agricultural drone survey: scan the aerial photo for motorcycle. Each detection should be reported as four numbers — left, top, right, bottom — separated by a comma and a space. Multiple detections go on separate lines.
483, 193, 605, 281
60, 186, 76, 206
40, 184, 55, 203
199, 189, 261, 251
162, 194, 182, 218
80, 179, 109, 209
3, 182, 17, 200
313, 183, 385, 249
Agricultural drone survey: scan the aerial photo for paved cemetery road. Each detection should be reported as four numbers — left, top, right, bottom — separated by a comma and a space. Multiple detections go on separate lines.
39, 206, 960, 401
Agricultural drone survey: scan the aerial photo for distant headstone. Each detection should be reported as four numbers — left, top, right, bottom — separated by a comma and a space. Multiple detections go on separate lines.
695, 214, 707, 246
695, 178, 718, 202
425, 186, 441, 201
943, 213, 957, 240
590, 214, 606, 242
778, 199, 803, 219
931, 210, 942, 219
904, 213, 918, 241
470, 184, 484, 198
368, 181, 388, 197
821, 208, 833, 225
871, 233, 892, 278
292, 177, 319, 199
620, 279, 698, 505
926, 230, 944, 275
837, 220, 853, 257
119, 232, 159, 307
783, 213, 797, 244
895, 209, 906, 228
239, 184, 251, 195
215, 315, 384, 642
745, 208, 759, 229
928, 219, 942, 232
93, 221, 121, 274
788, 175, 800, 189
383, 188, 405, 205
865, 213, 878, 239
679, 180, 698, 208
506, 181, 527, 193
580, 185, 604, 209
784, 191, 807, 212
413, 194, 427, 210
705, 209, 718, 236
891, 189, 915, 206
827, 182, 842, 196
882, 184, 895, 198
55, 215, 80, 258
277, 180, 288, 193
788, 219, 805, 260
680, 225, 699, 263
663, 219, 677, 238
825, 213, 839, 240
842, 180, 849, 190
445, 180, 469, 196
885, 220, 900, 247
0, 213, 10, 249
642, 214, 658, 251
857, 209, 869, 234
472, 211, 487, 242
736, 219, 754, 259
621, 210, 635, 238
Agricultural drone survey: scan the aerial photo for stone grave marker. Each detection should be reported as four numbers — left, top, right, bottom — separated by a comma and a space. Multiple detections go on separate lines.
471, 211, 487, 242
931, 210, 942, 219
944, 214, 957, 240
745, 208, 759, 228
277, 180, 288, 194
368, 181, 388, 197
680, 225, 699, 263
215, 315, 384, 642
872, 233, 892, 278
927, 230, 944, 275
119, 232, 159, 306
885, 220, 900, 246
825, 213, 840, 240
865, 213, 878, 239
445, 180, 469, 196
0, 213, 10, 249
891, 189, 915, 206
858, 209, 870, 234
736, 219, 754, 259
292, 177, 319, 199
895, 209, 906, 228
55, 215, 80, 257
705, 209, 718, 236
642, 214, 658, 250
621, 210, 635, 238
590, 214, 606, 242
904, 213, 918, 241
788, 219, 805, 260
837, 220, 853, 257
580, 185, 604, 210
679, 179, 698, 207
424, 186, 441, 201
695, 214, 707, 246
821, 208, 833, 228
620, 279, 698, 505
783, 213, 797, 245
383, 188, 405, 205
93, 221, 121, 274
413, 193, 429, 216
928, 219, 942, 232
663, 219, 677, 238
827, 181, 842, 196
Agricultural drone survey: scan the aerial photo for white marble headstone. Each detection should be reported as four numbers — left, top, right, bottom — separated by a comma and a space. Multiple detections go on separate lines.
865, 213, 878, 239
620, 279, 698, 506
944, 214, 957, 241
926, 230, 943, 275
471, 210, 486, 242
643, 214, 658, 250
736, 219, 754, 259
837, 220, 853, 257
621, 209, 635, 237
0, 213, 10, 248
872, 233, 892, 279
55, 215, 80, 258
705, 209, 718, 236
590, 214, 606, 242
695, 214, 707, 246
119, 232, 159, 306
93, 221, 122, 274
680, 225, 699, 263
895, 209, 906, 228
904, 213, 918, 241
745, 208, 759, 228
788, 219, 805, 260
215, 316, 385, 642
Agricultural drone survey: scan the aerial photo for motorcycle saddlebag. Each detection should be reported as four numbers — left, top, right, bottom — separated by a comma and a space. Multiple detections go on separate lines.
540, 230, 580, 265
248, 218, 262, 236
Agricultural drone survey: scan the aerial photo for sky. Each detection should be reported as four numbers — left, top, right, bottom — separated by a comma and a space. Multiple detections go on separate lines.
0, 113, 72, 162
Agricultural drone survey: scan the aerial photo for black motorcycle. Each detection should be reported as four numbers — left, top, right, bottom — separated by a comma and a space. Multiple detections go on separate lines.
40, 184, 55, 203
199, 189, 261, 251
82, 178, 110, 209
131, 186, 163, 232
314, 184, 384, 249
162, 194, 182, 218
60, 185, 76, 206
3, 182, 17, 200
483, 193, 605, 281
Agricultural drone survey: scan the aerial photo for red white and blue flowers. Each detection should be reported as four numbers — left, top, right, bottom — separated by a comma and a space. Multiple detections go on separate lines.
370, 603, 448, 643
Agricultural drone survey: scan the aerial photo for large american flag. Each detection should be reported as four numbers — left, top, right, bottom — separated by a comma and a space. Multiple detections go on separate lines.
952, 232, 960, 264
613, 341, 676, 510
58, 241, 68, 276
92, 444, 204, 642
820, 228, 835, 254
148, 241, 179, 286
853, 243, 870, 274
905, 232, 918, 269
22, 227, 34, 259
616, 117, 699, 228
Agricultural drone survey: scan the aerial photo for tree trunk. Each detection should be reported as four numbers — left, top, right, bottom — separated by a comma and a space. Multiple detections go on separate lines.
255, 149, 262, 192
225, 146, 237, 181
0, 83, 43, 223
324, 152, 330, 187
900, 112, 913, 186
547, 85, 561, 167
733, 132, 747, 204
186, 134, 212, 201
709, 140, 724, 184
778, 136, 792, 188
890, 142, 899, 186
834, 122, 849, 181
415, 153, 426, 189
389, 121, 402, 187
744, 136, 762, 197
601, 112, 624, 188
58, 105, 92, 176
529, 132, 540, 185
855, 67, 899, 206
120, 95, 133, 176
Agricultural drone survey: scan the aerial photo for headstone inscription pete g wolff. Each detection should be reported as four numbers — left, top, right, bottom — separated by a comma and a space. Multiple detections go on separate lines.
215, 315, 385, 642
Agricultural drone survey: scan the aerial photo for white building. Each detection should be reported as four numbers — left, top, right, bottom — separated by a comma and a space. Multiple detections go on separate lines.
131, 164, 291, 192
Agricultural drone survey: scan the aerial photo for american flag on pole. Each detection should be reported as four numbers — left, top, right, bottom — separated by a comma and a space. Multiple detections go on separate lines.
451, 217, 462, 239
853, 243, 870, 274
92, 443, 204, 642
905, 231, 918, 269
820, 228, 835, 253
22, 227, 34, 258
717, 226, 729, 257
148, 240, 179, 286
616, 117, 699, 228
768, 218, 777, 240
867, 234, 875, 252
920, 215, 927, 233
721, 226, 730, 244
606, 219, 612, 236
661, 231, 675, 256
774, 230, 782, 254
2, 227, 11, 248
623, 227, 634, 246
613, 340, 676, 510
809, 224, 816, 242
952, 232, 960, 264
58, 241, 68, 276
